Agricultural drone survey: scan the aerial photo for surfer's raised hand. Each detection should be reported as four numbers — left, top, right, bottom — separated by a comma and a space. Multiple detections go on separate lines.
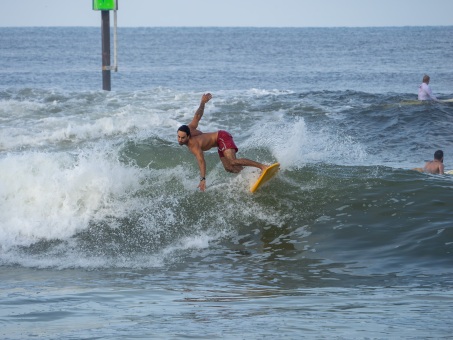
201, 93, 212, 104
188, 93, 212, 132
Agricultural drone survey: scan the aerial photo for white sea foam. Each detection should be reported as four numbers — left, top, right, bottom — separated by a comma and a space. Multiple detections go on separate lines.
244, 115, 369, 170
0, 147, 146, 250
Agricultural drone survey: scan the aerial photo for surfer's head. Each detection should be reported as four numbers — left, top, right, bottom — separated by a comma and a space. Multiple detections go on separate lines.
434, 150, 443, 162
422, 74, 430, 84
177, 125, 191, 145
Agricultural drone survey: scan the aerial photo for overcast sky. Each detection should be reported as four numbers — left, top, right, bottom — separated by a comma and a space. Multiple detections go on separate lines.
1, 0, 452, 27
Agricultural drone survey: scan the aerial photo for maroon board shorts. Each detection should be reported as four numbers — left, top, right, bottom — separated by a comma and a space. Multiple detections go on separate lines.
217, 130, 238, 157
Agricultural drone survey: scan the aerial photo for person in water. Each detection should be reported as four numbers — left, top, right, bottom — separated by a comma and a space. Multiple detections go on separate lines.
423, 150, 444, 174
418, 74, 438, 101
177, 93, 268, 191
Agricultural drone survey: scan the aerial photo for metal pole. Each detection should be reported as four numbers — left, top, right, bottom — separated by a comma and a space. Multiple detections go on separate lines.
113, 9, 118, 72
101, 10, 111, 91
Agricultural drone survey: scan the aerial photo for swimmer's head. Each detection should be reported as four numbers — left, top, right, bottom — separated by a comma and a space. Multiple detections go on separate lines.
434, 149, 443, 161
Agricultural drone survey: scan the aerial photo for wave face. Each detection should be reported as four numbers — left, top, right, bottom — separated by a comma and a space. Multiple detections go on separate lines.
1, 87, 452, 280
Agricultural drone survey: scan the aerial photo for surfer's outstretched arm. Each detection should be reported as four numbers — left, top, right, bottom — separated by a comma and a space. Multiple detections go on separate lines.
191, 147, 207, 191
188, 93, 212, 131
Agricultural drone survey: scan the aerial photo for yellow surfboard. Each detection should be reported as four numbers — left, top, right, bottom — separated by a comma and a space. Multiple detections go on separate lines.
399, 99, 453, 105
413, 168, 453, 175
250, 162, 280, 193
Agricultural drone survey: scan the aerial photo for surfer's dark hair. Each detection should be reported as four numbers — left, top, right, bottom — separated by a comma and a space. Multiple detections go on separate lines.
178, 125, 191, 137
434, 150, 443, 160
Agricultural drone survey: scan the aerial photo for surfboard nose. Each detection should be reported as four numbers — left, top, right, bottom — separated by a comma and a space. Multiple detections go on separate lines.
250, 162, 280, 193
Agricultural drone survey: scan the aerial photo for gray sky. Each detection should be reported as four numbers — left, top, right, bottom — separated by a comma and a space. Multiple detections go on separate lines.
1, 0, 452, 27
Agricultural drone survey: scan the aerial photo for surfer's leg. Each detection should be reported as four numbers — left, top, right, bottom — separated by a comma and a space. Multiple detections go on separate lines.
221, 149, 266, 172
220, 156, 243, 173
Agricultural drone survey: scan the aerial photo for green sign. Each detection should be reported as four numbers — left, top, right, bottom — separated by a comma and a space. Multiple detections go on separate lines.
93, 0, 117, 11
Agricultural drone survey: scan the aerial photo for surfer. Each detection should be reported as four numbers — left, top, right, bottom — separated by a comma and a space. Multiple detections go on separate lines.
177, 93, 268, 191
423, 150, 444, 174
418, 75, 438, 101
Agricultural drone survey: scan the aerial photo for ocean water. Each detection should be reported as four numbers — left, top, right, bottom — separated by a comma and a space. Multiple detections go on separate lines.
1, 26, 453, 339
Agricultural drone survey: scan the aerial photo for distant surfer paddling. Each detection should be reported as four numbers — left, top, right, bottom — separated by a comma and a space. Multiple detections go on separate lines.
177, 93, 268, 191
418, 74, 438, 101
413, 150, 445, 174
423, 150, 444, 175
